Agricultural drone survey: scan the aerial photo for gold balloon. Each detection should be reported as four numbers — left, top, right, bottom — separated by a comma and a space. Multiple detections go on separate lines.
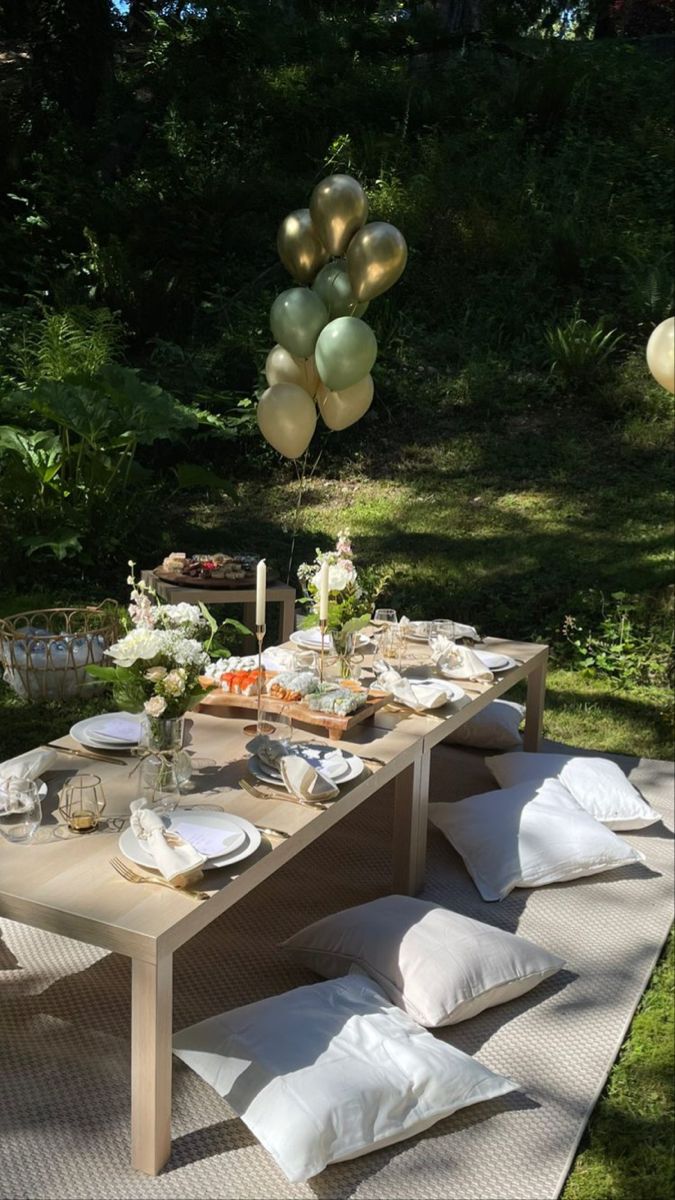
317, 374, 374, 431
265, 344, 319, 398
309, 174, 369, 258
646, 317, 674, 394
346, 221, 408, 302
257, 384, 317, 459
277, 209, 329, 284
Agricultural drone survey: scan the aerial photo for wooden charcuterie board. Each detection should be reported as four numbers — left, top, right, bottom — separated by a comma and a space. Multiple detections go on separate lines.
198, 688, 388, 740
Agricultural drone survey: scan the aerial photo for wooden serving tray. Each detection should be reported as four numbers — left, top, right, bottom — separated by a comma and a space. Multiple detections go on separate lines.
153, 564, 279, 590
198, 688, 388, 740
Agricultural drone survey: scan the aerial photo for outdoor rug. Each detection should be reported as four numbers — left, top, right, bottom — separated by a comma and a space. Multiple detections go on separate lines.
1, 741, 673, 1200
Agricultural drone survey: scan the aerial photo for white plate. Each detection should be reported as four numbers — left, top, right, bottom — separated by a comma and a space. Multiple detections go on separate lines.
475, 651, 517, 671
119, 811, 261, 871
290, 630, 371, 652
404, 678, 466, 703
251, 747, 351, 784
249, 744, 363, 788
70, 712, 142, 751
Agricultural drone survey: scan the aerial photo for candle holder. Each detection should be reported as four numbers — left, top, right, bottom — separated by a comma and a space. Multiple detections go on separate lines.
243, 624, 275, 735
318, 619, 328, 684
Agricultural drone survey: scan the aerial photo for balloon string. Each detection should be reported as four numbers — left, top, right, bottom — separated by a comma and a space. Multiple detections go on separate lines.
285, 435, 330, 585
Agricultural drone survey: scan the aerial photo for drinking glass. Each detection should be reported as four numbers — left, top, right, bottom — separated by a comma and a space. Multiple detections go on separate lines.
0, 779, 42, 843
379, 624, 404, 671
58, 773, 106, 833
373, 608, 398, 627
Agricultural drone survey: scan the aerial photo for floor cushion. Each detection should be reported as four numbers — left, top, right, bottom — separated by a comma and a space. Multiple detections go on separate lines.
429, 778, 644, 901
173, 973, 517, 1182
445, 700, 525, 750
485, 751, 660, 830
282, 893, 564, 1026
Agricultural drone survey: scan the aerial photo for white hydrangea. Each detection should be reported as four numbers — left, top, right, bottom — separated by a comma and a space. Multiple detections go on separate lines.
157, 603, 207, 635
164, 633, 209, 670
107, 628, 167, 668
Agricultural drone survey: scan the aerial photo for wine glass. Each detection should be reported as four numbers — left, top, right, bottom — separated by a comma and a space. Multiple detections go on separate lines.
373, 608, 398, 628
0, 779, 42, 843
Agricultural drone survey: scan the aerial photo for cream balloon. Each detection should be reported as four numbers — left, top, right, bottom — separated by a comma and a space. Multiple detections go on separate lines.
265, 344, 319, 397
257, 384, 317, 459
346, 221, 408, 302
277, 208, 329, 284
646, 317, 674, 394
317, 374, 374, 431
310, 174, 369, 258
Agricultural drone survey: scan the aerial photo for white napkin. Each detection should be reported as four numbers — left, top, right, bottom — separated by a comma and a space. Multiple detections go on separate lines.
280, 755, 339, 803
0, 747, 56, 786
0, 748, 55, 812
373, 666, 449, 711
248, 735, 291, 772
431, 638, 493, 682
129, 800, 207, 882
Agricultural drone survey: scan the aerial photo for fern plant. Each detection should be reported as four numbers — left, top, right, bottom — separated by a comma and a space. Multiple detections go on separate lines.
12, 307, 125, 386
545, 313, 623, 386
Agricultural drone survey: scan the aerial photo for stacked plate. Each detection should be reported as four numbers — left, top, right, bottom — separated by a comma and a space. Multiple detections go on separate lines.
290, 629, 371, 653
119, 810, 261, 871
70, 711, 142, 751
247, 741, 364, 789
438, 649, 517, 679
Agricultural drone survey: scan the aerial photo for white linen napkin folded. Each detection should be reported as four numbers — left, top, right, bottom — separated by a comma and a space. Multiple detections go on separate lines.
280, 755, 339, 803
431, 637, 493, 682
129, 799, 207, 882
248, 734, 291, 772
0, 748, 56, 812
373, 666, 449, 711
399, 616, 480, 642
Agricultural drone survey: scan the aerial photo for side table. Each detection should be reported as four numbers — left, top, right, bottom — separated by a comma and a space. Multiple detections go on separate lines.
141, 571, 296, 649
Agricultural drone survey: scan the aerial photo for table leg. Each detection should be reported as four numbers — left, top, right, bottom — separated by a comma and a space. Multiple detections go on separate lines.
242, 602, 257, 654
392, 750, 430, 895
524, 651, 548, 752
131, 953, 173, 1175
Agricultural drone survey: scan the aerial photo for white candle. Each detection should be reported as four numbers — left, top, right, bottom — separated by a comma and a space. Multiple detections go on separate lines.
319, 559, 330, 622
256, 559, 266, 627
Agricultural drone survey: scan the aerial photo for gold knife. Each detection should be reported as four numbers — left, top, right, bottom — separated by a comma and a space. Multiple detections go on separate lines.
43, 742, 128, 766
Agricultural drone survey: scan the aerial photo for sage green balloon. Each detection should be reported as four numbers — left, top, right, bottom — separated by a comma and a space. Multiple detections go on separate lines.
315, 316, 378, 392
312, 260, 369, 319
270, 288, 328, 360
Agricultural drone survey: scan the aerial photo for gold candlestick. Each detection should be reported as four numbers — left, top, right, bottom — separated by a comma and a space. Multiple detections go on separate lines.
319, 618, 328, 683
244, 624, 274, 735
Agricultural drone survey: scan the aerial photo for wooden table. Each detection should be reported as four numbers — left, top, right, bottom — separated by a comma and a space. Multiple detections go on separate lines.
0, 634, 547, 1176
141, 571, 296, 648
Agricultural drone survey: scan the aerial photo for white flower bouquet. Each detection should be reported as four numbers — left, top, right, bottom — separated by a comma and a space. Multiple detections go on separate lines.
297, 531, 373, 654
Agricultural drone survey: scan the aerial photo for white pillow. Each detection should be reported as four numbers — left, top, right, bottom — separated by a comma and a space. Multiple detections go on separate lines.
282, 894, 564, 1027
173, 974, 517, 1182
429, 778, 644, 902
485, 752, 660, 830
445, 700, 525, 750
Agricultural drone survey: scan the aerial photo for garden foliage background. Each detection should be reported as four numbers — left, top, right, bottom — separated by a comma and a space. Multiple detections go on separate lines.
0, 5, 673, 1196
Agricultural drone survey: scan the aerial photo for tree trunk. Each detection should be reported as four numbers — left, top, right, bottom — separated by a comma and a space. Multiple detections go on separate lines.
436, 1, 482, 35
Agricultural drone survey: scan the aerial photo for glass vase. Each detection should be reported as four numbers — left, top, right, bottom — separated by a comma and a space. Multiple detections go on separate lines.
330, 630, 362, 681
140, 716, 191, 786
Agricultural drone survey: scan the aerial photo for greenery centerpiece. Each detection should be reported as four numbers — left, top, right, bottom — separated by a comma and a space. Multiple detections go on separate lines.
298, 531, 374, 678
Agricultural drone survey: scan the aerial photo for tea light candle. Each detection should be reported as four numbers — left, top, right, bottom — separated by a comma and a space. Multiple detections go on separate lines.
319, 560, 330, 622
69, 809, 97, 832
255, 559, 267, 627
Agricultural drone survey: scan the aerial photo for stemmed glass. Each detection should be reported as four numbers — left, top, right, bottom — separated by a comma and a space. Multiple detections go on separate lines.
373, 608, 398, 628
0, 779, 42, 843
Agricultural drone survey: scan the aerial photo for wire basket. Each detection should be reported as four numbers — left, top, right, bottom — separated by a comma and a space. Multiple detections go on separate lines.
0, 602, 121, 702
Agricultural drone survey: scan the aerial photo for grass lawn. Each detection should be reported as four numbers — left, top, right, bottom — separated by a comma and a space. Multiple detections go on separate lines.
0, 407, 672, 1196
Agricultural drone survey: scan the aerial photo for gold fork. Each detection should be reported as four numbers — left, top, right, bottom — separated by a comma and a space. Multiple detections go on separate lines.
109, 856, 209, 901
239, 778, 328, 811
